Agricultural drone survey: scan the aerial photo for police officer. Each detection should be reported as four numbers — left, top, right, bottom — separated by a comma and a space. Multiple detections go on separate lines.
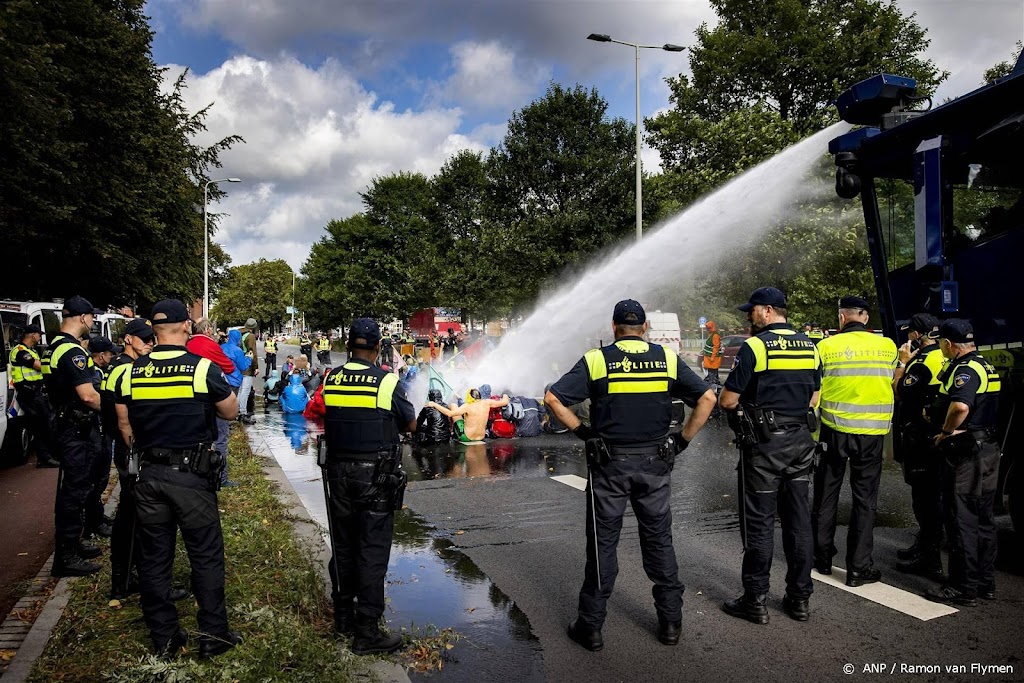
892, 313, 945, 578
545, 300, 716, 650
115, 300, 241, 658
300, 331, 314, 366
8, 324, 58, 468
719, 287, 821, 624
803, 323, 825, 344
317, 332, 332, 367
321, 318, 415, 654
812, 295, 898, 586
45, 296, 103, 576
925, 320, 1001, 606
101, 319, 154, 599
263, 333, 277, 378
83, 336, 116, 539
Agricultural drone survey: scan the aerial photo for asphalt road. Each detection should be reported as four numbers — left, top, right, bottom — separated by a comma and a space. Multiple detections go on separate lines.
0, 462, 58, 617
403, 428, 1024, 683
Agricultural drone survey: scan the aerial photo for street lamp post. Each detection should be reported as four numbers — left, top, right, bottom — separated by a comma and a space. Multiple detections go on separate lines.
203, 177, 241, 319
587, 33, 685, 242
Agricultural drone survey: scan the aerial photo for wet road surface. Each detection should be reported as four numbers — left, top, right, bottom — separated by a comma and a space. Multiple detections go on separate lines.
248, 363, 1024, 682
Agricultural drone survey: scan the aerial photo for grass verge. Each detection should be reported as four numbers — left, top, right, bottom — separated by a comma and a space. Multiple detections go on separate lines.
27, 427, 372, 683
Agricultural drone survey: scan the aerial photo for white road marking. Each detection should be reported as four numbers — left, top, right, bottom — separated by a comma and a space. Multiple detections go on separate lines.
813, 567, 958, 621
550, 474, 588, 491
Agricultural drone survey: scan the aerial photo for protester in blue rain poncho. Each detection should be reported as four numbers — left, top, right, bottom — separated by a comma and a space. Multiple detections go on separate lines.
281, 374, 309, 413
263, 369, 283, 403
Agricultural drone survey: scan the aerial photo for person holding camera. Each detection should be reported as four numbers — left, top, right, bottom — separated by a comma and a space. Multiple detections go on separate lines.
115, 299, 240, 659
545, 299, 715, 651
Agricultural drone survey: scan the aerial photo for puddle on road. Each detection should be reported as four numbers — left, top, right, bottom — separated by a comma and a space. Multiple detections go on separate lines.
249, 409, 544, 682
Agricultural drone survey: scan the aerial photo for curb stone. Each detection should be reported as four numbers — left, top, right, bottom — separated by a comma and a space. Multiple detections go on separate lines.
246, 426, 411, 683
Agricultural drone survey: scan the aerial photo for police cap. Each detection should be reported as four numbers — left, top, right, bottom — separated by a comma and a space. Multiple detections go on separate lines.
839, 295, 869, 310
150, 299, 191, 324
124, 318, 154, 341
62, 296, 93, 316
738, 287, 787, 312
933, 319, 974, 344
88, 336, 113, 354
348, 318, 381, 349
22, 324, 42, 335
613, 299, 646, 325
900, 313, 938, 334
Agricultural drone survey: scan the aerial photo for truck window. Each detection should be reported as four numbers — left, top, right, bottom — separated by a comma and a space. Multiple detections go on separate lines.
876, 178, 915, 272
2, 313, 29, 350
41, 310, 61, 342
952, 163, 1022, 243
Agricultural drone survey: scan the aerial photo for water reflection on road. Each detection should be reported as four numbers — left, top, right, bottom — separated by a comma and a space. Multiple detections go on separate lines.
248, 408, 544, 682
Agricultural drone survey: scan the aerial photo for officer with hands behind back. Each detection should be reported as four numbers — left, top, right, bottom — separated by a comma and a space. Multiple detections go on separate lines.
320, 318, 415, 655
924, 319, 1001, 606
719, 287, 821, 625
116, 299, 241, 659
9, 323, 58, 468
46, 296, 103, 577
545, 299, 716, 651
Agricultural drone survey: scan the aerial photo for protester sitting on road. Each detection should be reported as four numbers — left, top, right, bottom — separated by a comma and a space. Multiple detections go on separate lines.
542, 383, 569, 434
263, 370, 283, 404
416, 389, 452, 444
487, 394, 516, 439
281, 355, 295, 376
427, 389, 509, 443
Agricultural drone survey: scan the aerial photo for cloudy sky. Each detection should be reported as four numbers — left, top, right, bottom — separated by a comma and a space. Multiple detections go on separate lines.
145, 0, 1024, 272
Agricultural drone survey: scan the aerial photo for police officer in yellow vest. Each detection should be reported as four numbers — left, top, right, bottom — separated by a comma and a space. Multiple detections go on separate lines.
803, 323, 825, 344
300, 331, 314, 366
263, 334, 277, 378
45, 296, 104, 576
892, 313, 945, 578
317, 332, 332, 367
925, 319, 1001, 606
116, 300, 241, 658
9, 324, 58, 468
812, 295, 898, 587
320, 318, 415, 654
545, 300, 716, 650
719, 287, 822, 624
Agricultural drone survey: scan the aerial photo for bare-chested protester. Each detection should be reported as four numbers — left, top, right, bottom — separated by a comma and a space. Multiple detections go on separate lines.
426, 389, 509, 442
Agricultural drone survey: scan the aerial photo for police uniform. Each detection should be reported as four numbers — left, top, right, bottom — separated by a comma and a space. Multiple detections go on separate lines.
317, 335, 332, 365
550, 300, 709, 645
45, 296, 103, 576
321, 318, 414, 655
723, 287, 820, 623
117, 300, 239, 656
84, 335, 115, 538
926, 320, 1001, 605
893, 314, 946, 575
8, 325, 58, 467
812, 296, 898, 585
264, 336, 277, 376
300, 333, 314, 365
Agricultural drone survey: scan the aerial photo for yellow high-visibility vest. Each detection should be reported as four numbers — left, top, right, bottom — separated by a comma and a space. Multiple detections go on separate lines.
818, 330, 898, 435
9, 344, 43, 384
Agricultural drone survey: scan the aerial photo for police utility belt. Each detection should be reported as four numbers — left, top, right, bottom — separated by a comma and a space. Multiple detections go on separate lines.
585, 438, 681, 470
317, 437, 407, 512
137, 444, 224, 479
729, 404, 817, 448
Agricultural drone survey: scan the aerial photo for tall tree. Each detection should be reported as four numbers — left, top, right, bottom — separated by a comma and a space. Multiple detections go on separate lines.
211, 258, 293, 329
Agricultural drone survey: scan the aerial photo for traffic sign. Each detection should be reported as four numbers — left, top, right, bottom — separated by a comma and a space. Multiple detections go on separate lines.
699, 316, 707, 326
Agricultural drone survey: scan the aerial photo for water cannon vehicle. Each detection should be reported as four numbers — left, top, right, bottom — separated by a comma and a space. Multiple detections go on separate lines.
829, 51, 1024, 534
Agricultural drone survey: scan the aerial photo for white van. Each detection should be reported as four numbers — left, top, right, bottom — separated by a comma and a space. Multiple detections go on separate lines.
0, 300, 64, 348
646, 311, 682, 354
93, 312, 129, 346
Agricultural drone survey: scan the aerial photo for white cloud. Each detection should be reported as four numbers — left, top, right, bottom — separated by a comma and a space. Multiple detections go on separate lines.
429, 40, 552, 112
167, 55, 495, 270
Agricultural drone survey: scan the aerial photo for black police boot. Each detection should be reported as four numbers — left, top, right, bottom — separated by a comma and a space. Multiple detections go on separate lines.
351, 615, 402, 655
845, 567, 882, 587
77, 541, 103, 560
896, 536, 921, 561
567, 619, 604, 651
813, 558, 832, 575
782, 595, 810, 622
199, 631, 243, 659
334, 599, 355, 636
168, 587, 192, 602
979, 583, 996, 601
156, 629, 189, 660
36, 458, 59, 469
896, 553, 944, 580
722, 593, 769, 625
53, 544, 100, 577
657, 619, 681, 646
925, 585, 976, 607
84, 522, 113, 539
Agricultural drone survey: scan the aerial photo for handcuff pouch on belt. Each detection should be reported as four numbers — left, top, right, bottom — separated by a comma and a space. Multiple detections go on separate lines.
729, 405, 761, 448
373, 444, 408, 511
141, 444, 223, 486
937, 431, 982, 468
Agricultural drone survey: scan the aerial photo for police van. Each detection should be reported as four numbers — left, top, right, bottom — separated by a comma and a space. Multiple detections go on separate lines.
0, 300, 63, 347
93, 312, 129, 346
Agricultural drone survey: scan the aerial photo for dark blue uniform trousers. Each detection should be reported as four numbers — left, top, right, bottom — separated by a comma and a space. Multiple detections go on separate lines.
942, 438, 999, 597
577, 455, 683, 629
54, 418, 101, 546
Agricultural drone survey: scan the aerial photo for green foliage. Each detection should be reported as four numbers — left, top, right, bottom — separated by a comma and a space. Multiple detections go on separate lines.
0, 1, 240, 309
211, 258, 293, 329
982, 41, 1023, 84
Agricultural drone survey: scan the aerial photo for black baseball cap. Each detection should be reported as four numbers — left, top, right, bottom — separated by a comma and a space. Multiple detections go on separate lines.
124, 318, 154, 341
613, 299, 646, 325
88, 336, 113, 354
901, 313, 938, 334
933, 319, 974, 343
738, 287, 787, 312
839, 295, 869, 310
62, 296, 93, 316
348, 318, 382, 349
22, 324, 42, 335
150, 299, 191, 324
